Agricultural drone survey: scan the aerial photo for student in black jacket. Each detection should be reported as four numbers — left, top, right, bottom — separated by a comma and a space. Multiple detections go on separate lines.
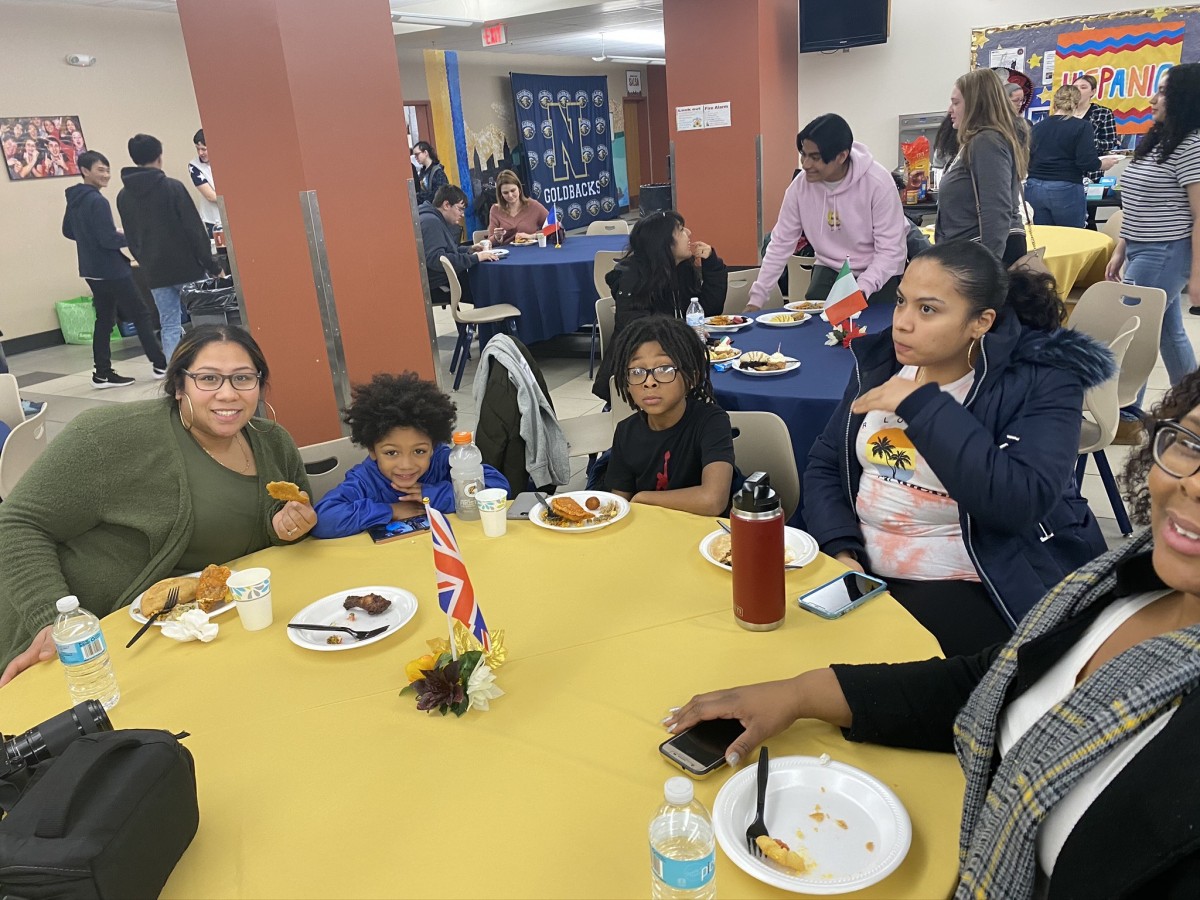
417, 184, 499, 304
1026, 84, 1100, 228
116, 133, 220, 362
63, 150, 167, 388
667, 373, 1200, 899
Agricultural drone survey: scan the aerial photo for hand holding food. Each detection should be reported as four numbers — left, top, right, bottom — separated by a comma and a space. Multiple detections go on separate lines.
266, 481, 310, 505
273, 500, 317, 541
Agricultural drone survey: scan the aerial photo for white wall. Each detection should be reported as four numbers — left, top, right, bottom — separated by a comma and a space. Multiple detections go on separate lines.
797, 0, 1146, 167
0, 2, 202, 340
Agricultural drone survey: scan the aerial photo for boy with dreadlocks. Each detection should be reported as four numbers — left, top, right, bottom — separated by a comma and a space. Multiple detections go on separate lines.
605, 316, 740, 516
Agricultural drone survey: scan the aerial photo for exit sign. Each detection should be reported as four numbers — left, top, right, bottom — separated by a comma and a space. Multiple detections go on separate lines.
482, 23, 506, 46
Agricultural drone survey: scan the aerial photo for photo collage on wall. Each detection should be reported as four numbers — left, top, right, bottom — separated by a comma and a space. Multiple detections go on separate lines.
3, 116, 88, 181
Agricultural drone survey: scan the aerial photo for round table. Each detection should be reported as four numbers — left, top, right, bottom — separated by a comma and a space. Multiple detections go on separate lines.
469, 234, 629, 345
0, 507, 962, 898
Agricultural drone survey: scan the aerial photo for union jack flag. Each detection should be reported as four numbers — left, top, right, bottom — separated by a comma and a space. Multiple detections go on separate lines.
424, 503, 491, 651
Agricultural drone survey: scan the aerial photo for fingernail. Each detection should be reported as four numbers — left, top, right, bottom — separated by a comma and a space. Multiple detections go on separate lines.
726, 751, 741, 767
669, 706, 681, 713
667, 723, 677, 733
660, 715, 673, 724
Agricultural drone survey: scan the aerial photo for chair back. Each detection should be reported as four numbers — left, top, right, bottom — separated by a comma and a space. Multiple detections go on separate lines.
0, 403, 49, 499
472, 229, 490, 245
586, 219, 630, 236
596, 296, 616, 360
728, 411, 800, 520
439, 256, 467, 323
724, 268, 783, 314
784, 256, 815, 303
0, 373, 24, 429
298, 435, 364, 504
593, 250, 622, 299
1099, 209, 1123, 242
1068, 281, 1166, 409
1079, 316, 1139, 455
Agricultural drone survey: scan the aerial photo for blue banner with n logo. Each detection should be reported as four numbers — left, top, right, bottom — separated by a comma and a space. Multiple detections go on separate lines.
509, 72, 618, 230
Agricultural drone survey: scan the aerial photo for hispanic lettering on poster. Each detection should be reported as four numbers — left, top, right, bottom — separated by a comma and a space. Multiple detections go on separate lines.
675, 102, 732, 132
2, 115, 88, 181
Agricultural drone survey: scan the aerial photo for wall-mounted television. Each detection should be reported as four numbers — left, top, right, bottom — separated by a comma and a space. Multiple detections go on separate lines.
799, 0, 890, 53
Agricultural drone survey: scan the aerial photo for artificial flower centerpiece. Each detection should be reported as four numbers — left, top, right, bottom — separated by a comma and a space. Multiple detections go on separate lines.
824, 321, 869, 349
401, 621, 506, 717
821, 260, 870, 348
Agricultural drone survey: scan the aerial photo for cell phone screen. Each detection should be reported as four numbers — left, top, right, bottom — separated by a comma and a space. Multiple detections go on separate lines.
801, 573, 880, 615
665, 718, 744, 768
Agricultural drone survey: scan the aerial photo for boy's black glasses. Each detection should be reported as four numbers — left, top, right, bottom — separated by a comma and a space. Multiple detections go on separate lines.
626, 365, 678, 385
181, 370, 262, 392
1152, 420, 1200, 479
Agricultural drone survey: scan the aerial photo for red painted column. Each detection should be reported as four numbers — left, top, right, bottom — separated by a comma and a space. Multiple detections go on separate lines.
176, 0, 433, 445
663, 0, 799, 265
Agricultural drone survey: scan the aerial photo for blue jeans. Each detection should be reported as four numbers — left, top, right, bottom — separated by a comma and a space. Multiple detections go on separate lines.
1024, 178, 1086, 228
150, 284, 186, 362
1126, 237, 1197, 408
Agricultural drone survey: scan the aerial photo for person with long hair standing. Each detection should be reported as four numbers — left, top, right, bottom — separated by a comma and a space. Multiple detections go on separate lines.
1025, 84, 1100, 228
936, 69, 1029, 265
413, 141, 448, 206
1105, 64, 1200, 413
804, 241, 1112, 656
486, 169, 548, 244
1073, 74, 1120, 183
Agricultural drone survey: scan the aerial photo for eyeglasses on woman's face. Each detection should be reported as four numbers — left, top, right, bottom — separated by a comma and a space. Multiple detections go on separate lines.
626, 365, 678, 386
182, 370, 262, 392
1152, 420, 1200, 479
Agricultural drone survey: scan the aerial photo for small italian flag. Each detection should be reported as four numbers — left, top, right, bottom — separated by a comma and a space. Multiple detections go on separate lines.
821, 259, 868, 327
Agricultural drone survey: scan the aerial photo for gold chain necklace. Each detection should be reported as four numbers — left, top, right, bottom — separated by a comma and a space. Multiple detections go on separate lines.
197, 433, 252, 474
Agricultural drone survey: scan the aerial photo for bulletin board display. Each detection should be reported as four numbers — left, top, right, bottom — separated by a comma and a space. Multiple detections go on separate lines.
971, 7, 1197, 137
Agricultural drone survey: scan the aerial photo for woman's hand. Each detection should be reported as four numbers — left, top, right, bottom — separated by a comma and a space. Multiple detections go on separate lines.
273, 500, 317, 542
665, 679, 810, 767
1105, 239, 1126, 282
691, 241, 713, 261
836, 551, 865, 574
850, 376, 921, 415
0, 625, 56, 687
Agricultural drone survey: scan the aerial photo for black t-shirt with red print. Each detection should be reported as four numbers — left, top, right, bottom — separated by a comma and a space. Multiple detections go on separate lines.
605, 399, 738, 503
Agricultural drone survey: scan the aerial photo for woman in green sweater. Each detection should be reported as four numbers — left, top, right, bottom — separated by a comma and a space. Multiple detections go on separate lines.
0, 325, 316, 683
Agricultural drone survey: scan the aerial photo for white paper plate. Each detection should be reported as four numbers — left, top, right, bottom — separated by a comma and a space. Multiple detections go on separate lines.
708, 347, 742, 364
531, 491, 630, 533
732, 357, 800, 376
704, 316, 754, 333
287, 585, 417, 652
128, 571, 235, 626
784, 301, 826, 314
713, 755, 911, 894
698, 527, 819, 572
757, 311, 812, 328
491, 248, 510, 258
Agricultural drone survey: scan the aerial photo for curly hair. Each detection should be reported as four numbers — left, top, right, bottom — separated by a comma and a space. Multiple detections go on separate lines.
342, 372, 457, 450
610, 315, 713, 410
1120, 371, 1200, 526
1135, 63, 1200, 164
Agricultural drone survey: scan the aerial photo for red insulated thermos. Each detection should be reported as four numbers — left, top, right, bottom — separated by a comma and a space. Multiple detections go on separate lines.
731, 471, 785, 631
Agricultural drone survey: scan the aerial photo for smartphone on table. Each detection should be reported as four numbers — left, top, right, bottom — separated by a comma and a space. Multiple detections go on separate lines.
506, 492, 542, 520
797, 572, 887, 619
659, 718, 745, 779
367, 515, 430, 544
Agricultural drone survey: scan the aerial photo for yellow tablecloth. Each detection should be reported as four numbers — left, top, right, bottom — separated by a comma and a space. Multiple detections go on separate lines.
0, 508, 964, 898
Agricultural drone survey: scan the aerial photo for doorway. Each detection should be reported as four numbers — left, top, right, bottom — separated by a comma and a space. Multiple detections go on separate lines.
622, 96, 651, 211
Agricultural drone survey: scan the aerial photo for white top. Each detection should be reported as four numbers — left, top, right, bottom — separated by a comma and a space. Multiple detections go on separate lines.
855, 366, 977, 580
187, 156, 220, 226
1119, 130, 1200, 243
997, 590, 1178, 876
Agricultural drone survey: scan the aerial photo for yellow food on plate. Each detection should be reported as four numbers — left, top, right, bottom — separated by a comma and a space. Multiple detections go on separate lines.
139, 576, 199, 618
755, 835, 816, 874
196, 563, 233, 613
548, 496, 594, 522
266, 481, 310, 504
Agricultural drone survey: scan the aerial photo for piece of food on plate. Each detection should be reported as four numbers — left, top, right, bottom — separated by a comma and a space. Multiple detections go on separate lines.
343, 593, 392, 615
755, 835, 816, 874
740, 350, 787, 372
585, 496, 601, 511
139, 576, 199, 618
710, 532, 796, 566
266, 480, 310, 504
708, 337, 738, 361
548, 496, 595, 522
196, 563, 232, 612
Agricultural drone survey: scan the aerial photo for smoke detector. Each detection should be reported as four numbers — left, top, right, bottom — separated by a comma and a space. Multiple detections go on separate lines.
65, 54, 97, 67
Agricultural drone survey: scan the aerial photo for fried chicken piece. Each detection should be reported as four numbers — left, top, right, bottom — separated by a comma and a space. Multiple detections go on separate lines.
548, 496, 594, 522
266, 481, 310, 504
343, 593, 391, 615
196, 564, 232, 612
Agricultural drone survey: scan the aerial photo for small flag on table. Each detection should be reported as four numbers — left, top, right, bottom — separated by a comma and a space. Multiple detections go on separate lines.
424, 502, 491, 652
821, 260, 869, 328
543, 204, 561, 247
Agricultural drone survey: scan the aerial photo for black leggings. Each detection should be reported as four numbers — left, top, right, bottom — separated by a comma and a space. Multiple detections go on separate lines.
89, 277, 167, 373
883, 577, 1013, 658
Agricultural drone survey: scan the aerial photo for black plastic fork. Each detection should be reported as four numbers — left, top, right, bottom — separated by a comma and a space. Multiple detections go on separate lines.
127, 586, 180, 648
746, 746, 770, 856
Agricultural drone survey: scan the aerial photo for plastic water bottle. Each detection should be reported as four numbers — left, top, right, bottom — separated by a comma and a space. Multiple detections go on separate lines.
650, 776, 717, 899
52, 596, 120, 711
685, 297, 707, 343
448, 431, 485, 521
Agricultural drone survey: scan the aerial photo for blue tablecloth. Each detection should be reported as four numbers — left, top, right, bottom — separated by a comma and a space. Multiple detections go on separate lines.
468, 235, 629, 344
712, 304, 895, 501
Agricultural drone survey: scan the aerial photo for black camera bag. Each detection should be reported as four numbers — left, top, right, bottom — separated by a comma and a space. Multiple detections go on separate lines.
0, 729, 197, 899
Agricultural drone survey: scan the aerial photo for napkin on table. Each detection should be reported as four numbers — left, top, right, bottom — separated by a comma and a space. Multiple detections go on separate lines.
161, 609, 219, 643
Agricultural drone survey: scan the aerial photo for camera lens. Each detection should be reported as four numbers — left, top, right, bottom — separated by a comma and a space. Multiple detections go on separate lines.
2, 701, 113, 770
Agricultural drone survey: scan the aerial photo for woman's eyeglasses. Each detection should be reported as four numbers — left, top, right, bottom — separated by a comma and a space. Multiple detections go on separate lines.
626, 365, 678, 385
182, 370, 262, 392
1152, 420, 1200, 479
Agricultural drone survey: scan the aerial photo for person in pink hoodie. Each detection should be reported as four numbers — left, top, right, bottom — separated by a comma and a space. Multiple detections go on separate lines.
746, 114, 907, 311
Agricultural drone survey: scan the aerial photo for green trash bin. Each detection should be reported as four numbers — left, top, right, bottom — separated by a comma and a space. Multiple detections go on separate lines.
55, 296, 121, 345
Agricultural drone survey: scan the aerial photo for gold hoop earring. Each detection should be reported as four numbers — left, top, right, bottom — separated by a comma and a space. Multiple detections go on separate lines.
246, 400, 278, 432
178, 394, 196, 431
966, 338, 978, 368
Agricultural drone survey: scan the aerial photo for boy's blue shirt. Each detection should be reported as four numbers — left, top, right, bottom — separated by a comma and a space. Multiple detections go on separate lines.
311, 444, 509, 539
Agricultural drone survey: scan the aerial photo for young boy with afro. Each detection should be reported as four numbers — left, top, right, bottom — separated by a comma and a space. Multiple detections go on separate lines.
311, 372, 508, 538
